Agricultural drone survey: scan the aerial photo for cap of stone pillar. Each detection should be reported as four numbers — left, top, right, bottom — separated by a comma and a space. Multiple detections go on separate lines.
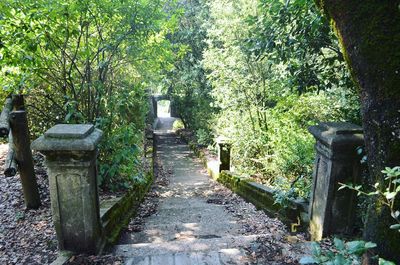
31, 124, 103, 152
308, 122, 364, 148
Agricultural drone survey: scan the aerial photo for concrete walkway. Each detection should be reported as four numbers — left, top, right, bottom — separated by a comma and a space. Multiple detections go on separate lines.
113, 118, 275, 264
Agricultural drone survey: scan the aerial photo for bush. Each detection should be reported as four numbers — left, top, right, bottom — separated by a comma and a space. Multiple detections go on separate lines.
173, 119, 185, 130
99, 123, 144, 191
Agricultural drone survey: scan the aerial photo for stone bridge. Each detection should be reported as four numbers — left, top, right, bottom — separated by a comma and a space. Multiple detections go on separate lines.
149, 94, 178, 119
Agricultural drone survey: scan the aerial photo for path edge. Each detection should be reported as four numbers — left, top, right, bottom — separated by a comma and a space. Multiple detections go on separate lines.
177, 130, 309, 231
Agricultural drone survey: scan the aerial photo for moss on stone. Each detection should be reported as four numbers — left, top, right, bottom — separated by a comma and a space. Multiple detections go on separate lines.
100, 144, 155, 251
314, 1, 400, 96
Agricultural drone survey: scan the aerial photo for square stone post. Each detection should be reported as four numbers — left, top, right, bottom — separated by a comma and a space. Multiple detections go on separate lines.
31, 124, 103, 254
216, 136, 231, 172
308, 122, 364, 241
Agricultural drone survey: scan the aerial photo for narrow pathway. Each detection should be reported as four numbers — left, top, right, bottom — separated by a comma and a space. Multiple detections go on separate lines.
113, 117, 305, 265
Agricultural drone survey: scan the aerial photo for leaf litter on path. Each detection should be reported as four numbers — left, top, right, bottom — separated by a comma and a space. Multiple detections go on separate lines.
0, 145, 58, 264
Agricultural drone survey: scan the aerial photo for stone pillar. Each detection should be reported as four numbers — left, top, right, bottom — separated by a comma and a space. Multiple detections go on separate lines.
170, 99, 178, 118
31, 124, 103, 253
147, 92, 156, 123
216, 136, 231, 172
308, 122, 364, 241
152, 96, 158, 118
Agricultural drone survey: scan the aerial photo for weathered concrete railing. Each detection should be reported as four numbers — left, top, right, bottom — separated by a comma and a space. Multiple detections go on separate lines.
32, 124, 103, 254
180, 124, 365, 236
308, 122, 364, 240
180, 132, 309, 230
32, 124, 155, 259
216, 136, 231, 172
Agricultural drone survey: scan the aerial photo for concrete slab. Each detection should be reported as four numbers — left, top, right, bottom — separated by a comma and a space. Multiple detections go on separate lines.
122, 249, 250, 265
115, 234, 263, 257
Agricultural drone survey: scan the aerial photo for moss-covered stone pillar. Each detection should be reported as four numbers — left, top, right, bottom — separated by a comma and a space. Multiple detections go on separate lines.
169, 99, 178, 118
31, 124, 103, 254
217, 136, 231, 172
308, 122, 363, 241
152, 96, 158, 118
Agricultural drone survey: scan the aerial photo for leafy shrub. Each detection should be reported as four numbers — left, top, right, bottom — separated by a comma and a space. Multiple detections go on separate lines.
0, 0, 178, 190
300, 238, 395, 265
99, 123, 144, 191
196, 128, 213, 146
173, 119, 185, 130
166, 0, 361, 201
340, 166, 400, 233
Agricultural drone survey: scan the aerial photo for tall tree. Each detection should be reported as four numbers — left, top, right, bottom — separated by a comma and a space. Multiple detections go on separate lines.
315, 0, 400, 262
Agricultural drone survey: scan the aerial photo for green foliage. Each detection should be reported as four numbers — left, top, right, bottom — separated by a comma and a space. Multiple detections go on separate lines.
0, 0, 180, 190
99, 123, 144, 191
166, 0, 217, 136
172, 119, 185, 131
166, 0, 361, 200
1, 0, 362, 198
195, 128, 213, 146
300, 238, 396, 265
339, 166, 400, 232
300, 238, 377, 265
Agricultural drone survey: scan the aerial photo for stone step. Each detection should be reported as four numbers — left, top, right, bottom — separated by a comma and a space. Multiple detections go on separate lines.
165, 180, 209, 189
114, 234, 263, 257
124, 248, 249, 265
142, 206, 235, 226
156, 197, 226, 210
119, 220, 241, 244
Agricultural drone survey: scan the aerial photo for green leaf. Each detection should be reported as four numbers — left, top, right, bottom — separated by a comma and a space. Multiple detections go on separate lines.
346, 241, 366, 255
333, 254, 346, 265
389, 224, 400, 230
379, 258, 397, 265
299, 256, 318, 264
385, 192, 397, 200
311, 242, 321, 256
333, 238, 345, 251
364, 242, 377, 249
391, 211, 400, 219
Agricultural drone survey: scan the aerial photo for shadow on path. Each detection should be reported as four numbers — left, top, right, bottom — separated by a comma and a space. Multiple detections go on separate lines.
114, 117, 308, 265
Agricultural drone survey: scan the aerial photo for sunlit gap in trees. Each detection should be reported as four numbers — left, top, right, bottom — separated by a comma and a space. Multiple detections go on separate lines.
157, 100, 171, 118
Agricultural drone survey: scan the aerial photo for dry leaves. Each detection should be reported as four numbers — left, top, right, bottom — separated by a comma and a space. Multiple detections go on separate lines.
202, 181, 308, 264
0, 145, 58, 264
125, 158, 171, 234
66, 254, 123, 265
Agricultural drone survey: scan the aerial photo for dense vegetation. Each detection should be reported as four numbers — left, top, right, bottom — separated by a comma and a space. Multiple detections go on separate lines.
1, 0, 399, 261
0, 0, 361, 196
0, 0, 179, 190
168, 0, 360, 200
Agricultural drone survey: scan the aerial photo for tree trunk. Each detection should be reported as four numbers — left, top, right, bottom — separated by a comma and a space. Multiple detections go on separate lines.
314, 0, 400, 262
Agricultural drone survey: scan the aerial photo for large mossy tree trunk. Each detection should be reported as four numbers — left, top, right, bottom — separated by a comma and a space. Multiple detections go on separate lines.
314, 0, 400, 262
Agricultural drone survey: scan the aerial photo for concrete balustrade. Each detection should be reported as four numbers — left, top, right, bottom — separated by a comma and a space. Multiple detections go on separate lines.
216, 136, 231, 172
32, 124, 103, 254
308, 122, 364, 240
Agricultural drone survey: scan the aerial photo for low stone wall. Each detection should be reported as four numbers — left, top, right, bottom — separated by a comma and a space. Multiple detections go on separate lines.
179, 131, 309, 230
217, 171, 308, 228
100, 171, 153, 249
99, 133, 155, 250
